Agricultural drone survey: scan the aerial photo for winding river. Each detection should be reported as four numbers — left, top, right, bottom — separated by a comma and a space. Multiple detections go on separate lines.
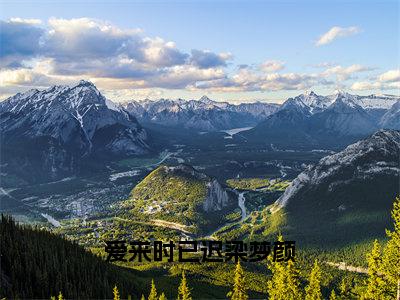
238, 192, 246, 221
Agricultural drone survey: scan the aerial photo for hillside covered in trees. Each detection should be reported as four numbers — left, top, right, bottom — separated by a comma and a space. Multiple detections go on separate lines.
0, 215, 146, 299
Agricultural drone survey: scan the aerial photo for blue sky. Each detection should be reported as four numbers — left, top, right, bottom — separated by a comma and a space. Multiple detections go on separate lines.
0, 0, 399, 103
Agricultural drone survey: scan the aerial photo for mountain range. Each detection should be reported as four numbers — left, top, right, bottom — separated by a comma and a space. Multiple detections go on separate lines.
1, 80, 399, 181
124, 96, 280, 131
244, 91, 399, 148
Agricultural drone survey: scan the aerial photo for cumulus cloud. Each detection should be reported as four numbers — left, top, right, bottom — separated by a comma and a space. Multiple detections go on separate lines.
351, 81, 400, 91
142, 38, 188, 67
0, 17, 231, 92
351, 69, 400, 91
260, 60, 285, 72
0, 19, 44, 67
378, 69, 400, 82
152, 66, 226, 89
44, 18, 188, 68
322, 64, 373, 81
0, 68, 43, 86
190, 50, 232, 68
44, 18, 138, 60
316, 26, 361, 46
194, 68, 330, 92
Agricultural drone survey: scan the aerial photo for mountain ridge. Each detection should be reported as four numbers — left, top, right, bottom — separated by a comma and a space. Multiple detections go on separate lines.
0, 80, 149, 182
266, 129, 400, 246
244, 91, 399, 148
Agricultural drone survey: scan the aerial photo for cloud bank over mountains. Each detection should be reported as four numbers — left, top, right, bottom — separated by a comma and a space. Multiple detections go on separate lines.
0, 17, 398, 101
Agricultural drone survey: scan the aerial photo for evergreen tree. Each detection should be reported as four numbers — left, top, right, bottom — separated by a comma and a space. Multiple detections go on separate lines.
266, 234, 302, 300
305, 260, 323, 300
285, 260, 302, 298
141, 294, 145, 300
339, 278, 350, 298
58, 291, 64, 300
363, 240, 386, 299
178, 271, 192, 300
113, 285, 120, 300
382, 197, 400, 300
148, 279, 158, 300
159, 292, 167, 300
329, 290, 337, 300
228, 261, 248, 300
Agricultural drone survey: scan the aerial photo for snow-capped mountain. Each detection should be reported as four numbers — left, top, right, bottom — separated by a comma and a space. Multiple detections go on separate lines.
244, 96, 316, 147
232, 102, 281, 119
0, 80, 148, 181
289, 90, 398, 113
380, 100, 400, 130
124, 90, 397, 134
276, 129, 400, 209
351, 93, 399, 110
124, 96, 280, 131
309, 93, 378, 136
243, 91, 399, 148
293, 90, 332, 113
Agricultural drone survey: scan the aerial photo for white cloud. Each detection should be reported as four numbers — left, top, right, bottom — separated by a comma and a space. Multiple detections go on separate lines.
190, 50, 232, 68
0, 18, 232, 88
322, 64, 373, 81
378, 69, 400, 82
193, 68, 330, 92
260, 60, 285, 72
350, 81, 381, 91
316, 26, 361, 46
351, 69, 400, 91
0, 19, 44, 67
0, 68, 41, 86
9, 18, 42, 25
351, 81, 400, 91
153, 66, 226, 89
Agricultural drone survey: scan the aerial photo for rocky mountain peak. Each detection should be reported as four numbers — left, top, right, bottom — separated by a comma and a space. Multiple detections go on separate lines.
199, 95, 213, 103
304, 90, 317, 96
280, 97, 311, 115
275, 129, 400, 208
287, 91, 333, 114
77, 79, 96, 87
0, 81, 149, 181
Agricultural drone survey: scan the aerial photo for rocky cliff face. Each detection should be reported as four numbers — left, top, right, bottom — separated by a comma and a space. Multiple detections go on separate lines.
380, 100, 400, 130
163, 164, 233, 213
276, 129, 400, 209
203, 179, 231, 212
